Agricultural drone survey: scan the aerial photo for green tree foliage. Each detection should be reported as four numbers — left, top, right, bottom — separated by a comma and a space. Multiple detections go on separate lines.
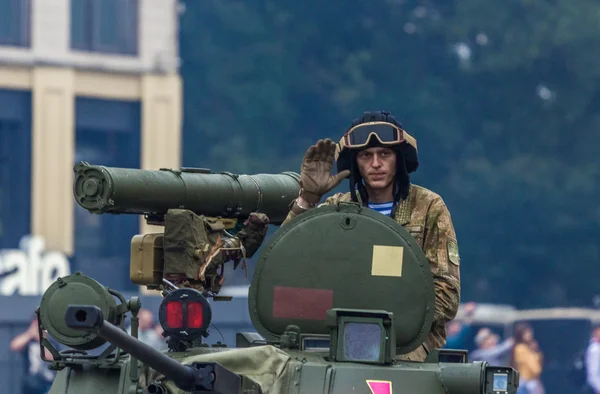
179, 0, 600, 309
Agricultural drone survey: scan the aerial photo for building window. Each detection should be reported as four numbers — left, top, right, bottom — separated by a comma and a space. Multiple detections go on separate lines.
0, 90, 31, 250
0, 0, 31, 47
74, 97, 141, 292
70, 0, 138, 55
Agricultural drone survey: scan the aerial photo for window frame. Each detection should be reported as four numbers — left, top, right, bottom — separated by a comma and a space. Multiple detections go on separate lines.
73, 97, 141, 292
0, 0, 31, 47
0, 89, 32, 250
70, 0, 139, 56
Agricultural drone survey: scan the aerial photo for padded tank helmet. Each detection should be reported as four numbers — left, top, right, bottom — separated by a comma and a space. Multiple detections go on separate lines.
334, 110, 419, 206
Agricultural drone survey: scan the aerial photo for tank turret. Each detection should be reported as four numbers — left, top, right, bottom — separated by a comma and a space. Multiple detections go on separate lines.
35, 163, 519, 394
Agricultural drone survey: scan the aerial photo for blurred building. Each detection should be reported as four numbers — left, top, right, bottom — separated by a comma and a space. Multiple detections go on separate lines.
0, 1, 182, 392
0, 0, 182, 294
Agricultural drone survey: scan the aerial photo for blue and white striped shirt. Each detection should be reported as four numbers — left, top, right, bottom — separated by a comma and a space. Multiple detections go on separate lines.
368, 201, 394, 216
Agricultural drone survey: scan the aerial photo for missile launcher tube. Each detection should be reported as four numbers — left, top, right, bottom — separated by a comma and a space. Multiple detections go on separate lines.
73, 162, 301, 225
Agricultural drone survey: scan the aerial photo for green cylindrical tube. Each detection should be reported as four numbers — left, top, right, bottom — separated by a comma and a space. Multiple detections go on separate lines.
73, 162, 300, 225
65, 305, 198, 392
437, 362, 489, 394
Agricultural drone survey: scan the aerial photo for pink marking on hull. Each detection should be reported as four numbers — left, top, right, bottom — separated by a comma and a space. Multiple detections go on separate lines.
366, 380, 392, 394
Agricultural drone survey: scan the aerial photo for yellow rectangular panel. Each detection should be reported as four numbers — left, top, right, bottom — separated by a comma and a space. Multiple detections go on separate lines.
371, 245, 404, 277
130, 233, 164, 285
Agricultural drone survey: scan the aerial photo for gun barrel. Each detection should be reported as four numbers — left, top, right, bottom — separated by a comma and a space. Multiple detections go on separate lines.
73, 162, 301, 225
65, 305, 196, 392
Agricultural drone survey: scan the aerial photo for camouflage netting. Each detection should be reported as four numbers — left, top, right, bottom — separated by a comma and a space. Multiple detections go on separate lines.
163, 209, 211, 279
162, 209, 269, 293
138, 345, 295, 393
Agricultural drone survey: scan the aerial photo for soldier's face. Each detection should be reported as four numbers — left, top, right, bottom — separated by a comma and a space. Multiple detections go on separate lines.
356, 147, 397, 190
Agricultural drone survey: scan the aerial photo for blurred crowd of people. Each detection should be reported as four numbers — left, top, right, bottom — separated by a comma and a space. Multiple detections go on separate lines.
9, 308, 167, 394
446, 302, 600, 394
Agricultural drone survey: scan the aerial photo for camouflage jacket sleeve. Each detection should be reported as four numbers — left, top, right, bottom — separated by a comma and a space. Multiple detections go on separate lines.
281, 199, 304, 225
423, 197, 461, 327
281, 199, 303, 226
281, 193, 351, 225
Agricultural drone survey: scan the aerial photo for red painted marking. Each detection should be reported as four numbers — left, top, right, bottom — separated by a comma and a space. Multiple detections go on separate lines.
367, 380, 392, 394
272, 286, 333, 320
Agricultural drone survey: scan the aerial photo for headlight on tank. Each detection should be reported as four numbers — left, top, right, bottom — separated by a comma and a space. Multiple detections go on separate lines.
484, 366, 519, 394
437, 362, 520, 394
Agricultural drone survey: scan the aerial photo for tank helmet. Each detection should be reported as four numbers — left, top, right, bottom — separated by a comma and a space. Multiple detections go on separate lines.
334, 111, 418, 206
335, 111, 418, 174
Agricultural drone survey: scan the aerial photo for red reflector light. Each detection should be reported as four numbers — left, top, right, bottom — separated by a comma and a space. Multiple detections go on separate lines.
187, 302, 203, 328
159, 288, 211, 338
166, 301, 183, 328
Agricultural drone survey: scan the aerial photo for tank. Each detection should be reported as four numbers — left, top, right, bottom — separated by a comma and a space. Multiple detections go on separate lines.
34, 162, 520, 394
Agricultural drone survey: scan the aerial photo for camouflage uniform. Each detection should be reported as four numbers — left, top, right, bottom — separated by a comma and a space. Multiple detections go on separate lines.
282, 183, 461, 361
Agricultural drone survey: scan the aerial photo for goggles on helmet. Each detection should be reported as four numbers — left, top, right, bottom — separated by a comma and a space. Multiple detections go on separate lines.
342, 121, 405, 149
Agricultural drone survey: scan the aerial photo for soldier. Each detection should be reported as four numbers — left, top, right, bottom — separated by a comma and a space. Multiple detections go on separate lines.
282, 110, 461, 362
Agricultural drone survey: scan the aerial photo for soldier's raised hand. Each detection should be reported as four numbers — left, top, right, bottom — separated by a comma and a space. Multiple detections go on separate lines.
298, 138, 351, 206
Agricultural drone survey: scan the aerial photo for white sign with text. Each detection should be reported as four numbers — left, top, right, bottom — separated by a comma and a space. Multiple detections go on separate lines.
0, 235, 71, 296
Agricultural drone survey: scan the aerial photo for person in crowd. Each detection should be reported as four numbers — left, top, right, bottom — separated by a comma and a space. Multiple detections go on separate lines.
10, 316, 60, 394
585, 324, 600, 394
470, 326, 514, 365
445, 301, 477, 350
510, 322, 545, 394
128, 308, 166, 350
